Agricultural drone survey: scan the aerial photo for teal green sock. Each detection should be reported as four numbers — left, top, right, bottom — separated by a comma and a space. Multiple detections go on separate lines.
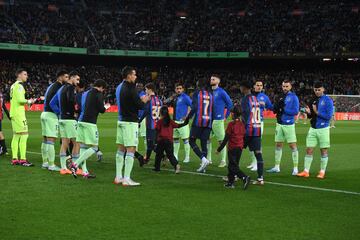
41, 142, 48, 164
207, 140, 212, 161
173, 140, 180, 160
304, 155, 313, 172
184, 140, 190, 161
274, 147, 282, 167
320, 155, 328, 172
60, 153, 67, 169
116, 150, 125, 179
47, 142, 56, 166
220, 145, 227, 162
11, 134, 20, 159
82, 160, 88, 173
78, 145, 86, 168
75, 147, 96, 167
292, 148, 299, 168
144, 139, 147, 152
79, 146, 86, 157
124, 152, 135, 179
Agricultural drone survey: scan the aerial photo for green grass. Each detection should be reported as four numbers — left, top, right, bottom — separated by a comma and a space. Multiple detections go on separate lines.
0, 112, 359, 240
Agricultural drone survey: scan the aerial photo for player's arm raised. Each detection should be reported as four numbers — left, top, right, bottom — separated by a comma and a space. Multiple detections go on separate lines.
134, 87, 149, 108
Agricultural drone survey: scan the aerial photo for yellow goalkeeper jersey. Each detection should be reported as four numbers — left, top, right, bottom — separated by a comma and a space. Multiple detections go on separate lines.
10, 80, 27, 118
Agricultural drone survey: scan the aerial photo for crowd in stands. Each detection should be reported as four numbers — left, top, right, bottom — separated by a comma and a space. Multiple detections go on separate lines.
0, 0, 359, 53
1, 60, 359, 112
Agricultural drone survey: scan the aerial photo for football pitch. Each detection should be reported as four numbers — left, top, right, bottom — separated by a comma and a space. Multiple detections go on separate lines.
0, 112, 359, 240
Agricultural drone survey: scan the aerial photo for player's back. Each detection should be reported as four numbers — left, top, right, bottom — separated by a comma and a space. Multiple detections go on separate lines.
78, 88, 105, 124
146, 95, 162, 129
10, 81, 26, 118
59, 83, 76, 119
44, 81, 62, 112
192, 89, 213, 128
116, 80, 144, 122
241, 94, 261, 137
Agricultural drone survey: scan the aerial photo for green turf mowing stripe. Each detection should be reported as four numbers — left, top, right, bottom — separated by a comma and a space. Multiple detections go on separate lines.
145, 167, 360, 196
27, 150, 360, 196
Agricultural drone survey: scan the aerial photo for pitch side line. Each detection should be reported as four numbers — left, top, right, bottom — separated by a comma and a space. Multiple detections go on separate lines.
26, 151, 360, 196
154, 168, 360, 196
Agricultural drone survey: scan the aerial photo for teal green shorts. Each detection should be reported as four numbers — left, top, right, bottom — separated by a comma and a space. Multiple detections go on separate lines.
116, 121, 138, 147
41, 111, 59, 138
306, 127, 330, 149
173, 121, 190, 139
76, 122, 99, 146
275, 123, 297, 143
59, 119, 77, 139
211, 119, 225, 141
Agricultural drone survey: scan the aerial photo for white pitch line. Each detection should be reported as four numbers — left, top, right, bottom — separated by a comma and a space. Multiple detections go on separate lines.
26, 151, 360, 196
155, 168, 360, 196
27, 151, 42, 155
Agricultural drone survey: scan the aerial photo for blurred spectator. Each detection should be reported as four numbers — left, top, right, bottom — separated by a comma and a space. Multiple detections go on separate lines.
0, 0, 358, 52
1, 60, 359, 112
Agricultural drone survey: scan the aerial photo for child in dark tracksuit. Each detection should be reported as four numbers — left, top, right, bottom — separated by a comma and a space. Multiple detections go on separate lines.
216, 105, 251, 189
154, 106, 189, 173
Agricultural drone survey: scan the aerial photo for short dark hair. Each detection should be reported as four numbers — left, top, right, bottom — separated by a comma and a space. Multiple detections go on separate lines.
77, 79, 85, 89
314, 81, 324, 88
15, 68, 26, 77
211, 74, 221, 80
175, 82, 184, 88
56, 69, 68, 78
69, 71, 80, 78
240, 80, 252, 89
122, 66, 136, 79
93, 79, 107, 88
254, 79, 264, 84
145, 82, 156, 92
232, 104, 242, 119
197, 78, 209, 89
283, 79, 292, 84
160, 105, 171, 127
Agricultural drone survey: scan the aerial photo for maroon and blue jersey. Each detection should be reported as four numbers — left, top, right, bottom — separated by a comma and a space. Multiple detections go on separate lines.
241, 94, 262, 137
139, 95, 162, 130
189, 89, 213, 128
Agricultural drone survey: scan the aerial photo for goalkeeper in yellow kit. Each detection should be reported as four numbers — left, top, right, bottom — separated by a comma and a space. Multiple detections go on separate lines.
10, 69, 35, 166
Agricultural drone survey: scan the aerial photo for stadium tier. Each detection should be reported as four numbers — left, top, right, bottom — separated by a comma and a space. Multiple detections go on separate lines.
0, 0, 359, 53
